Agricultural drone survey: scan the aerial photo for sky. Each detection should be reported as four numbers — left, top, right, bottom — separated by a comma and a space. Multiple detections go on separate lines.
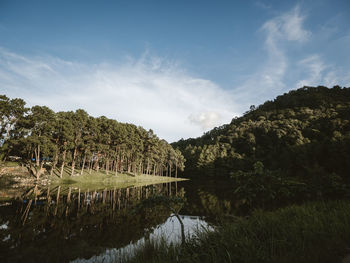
0, 0, 350, 142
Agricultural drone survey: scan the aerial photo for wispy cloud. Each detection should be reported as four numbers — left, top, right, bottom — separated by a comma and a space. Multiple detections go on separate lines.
296, 54, 326, 87
254, 1, 271, 10
296, 54, 350, 88
264, 6, 311, 43
0, 48, 238, 142
232, 6, 311, 109
255, 5, 350, 93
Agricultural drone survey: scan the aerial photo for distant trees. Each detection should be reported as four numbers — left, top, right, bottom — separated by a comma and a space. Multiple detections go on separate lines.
0, 96, 185, 178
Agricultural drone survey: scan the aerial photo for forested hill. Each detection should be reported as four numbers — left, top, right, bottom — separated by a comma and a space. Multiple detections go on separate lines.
172, 86, 350, 184
0, 95, 185, 177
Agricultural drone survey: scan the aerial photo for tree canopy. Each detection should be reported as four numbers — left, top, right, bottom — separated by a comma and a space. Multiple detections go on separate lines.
172, 86, 350, 200
0, 95, 185, 178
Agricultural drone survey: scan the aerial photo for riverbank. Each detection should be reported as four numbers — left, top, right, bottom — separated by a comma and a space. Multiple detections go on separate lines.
51, 171, 187, 192
121, 200, 350, 263
0, 162, 187, 197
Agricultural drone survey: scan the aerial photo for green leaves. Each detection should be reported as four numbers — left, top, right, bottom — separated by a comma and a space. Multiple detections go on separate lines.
0, 94, 186, 177
172, 86, 350, 196
230, 162, 302, 208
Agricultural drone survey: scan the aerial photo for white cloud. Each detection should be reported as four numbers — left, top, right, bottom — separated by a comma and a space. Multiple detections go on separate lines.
189, 112, 222, 130
0, 48, 238, 142
296, 54, 350, 88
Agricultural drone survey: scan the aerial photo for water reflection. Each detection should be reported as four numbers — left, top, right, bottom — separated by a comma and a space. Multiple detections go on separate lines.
179, 179, 238, 219
0, 182, 209, 263
73, 215, 210, 263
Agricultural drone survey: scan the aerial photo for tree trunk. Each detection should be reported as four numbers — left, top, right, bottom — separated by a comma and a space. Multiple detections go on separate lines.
78, 188, 81, 211
54, 186, 61, 216
128, 160, 131, 173
111, 159, 115, 173
115, 156, 119, 176
67, 187, 72, 203
50, 145, 59, 176
96, 157, 100, 173
80, 153, 86, 175
170, 208, 185, 245
34, 145, 40, 166
88, 159, 92, 174
71, 147, 78, 176
105, 158, 109, 175
120, 152, 124, 172
146, 157, 150, 175
60, 148, 67, 178
36, 161, 44, 180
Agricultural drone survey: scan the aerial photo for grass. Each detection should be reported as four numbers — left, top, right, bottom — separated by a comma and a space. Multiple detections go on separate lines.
0, 161, 20, 167
50, 167, 187, 192
118, 200, 350, 263
0, 162, 187, 196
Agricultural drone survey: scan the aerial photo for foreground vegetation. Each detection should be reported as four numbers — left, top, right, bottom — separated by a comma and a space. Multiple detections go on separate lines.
122, 200, 350, 263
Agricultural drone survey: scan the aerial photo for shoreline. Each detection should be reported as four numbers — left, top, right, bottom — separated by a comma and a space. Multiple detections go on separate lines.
0, 164, 188, 199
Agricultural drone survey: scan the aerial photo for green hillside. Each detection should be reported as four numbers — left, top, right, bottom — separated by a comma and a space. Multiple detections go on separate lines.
173, 86, 350, 204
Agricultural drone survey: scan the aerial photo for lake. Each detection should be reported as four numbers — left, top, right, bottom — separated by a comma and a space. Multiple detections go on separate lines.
0, 179, 234, 262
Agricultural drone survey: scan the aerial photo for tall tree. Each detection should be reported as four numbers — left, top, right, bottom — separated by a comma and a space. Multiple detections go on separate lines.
70, 109, 89, 176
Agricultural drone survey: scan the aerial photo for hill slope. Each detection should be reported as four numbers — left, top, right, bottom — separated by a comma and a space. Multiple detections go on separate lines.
173, 86, 350, 187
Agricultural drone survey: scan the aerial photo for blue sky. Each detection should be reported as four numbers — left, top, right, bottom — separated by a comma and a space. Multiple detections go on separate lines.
1, 0, 350, 142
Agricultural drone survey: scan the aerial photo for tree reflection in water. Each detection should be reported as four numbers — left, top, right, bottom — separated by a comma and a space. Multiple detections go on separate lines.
0, 182, 195, 262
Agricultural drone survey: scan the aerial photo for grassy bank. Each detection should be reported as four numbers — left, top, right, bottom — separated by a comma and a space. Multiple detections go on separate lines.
122, 200, 350, 263
50, 168, 187, 191
0, 162, 187, 194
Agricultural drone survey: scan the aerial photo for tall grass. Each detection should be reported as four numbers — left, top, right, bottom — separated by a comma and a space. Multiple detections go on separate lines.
120, 200, 350, 263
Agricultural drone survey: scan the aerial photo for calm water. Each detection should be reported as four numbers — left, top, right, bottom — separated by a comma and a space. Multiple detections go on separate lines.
0, 179, 234, 263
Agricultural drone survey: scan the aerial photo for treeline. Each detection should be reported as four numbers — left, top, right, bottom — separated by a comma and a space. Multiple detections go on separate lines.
173, 86, 350, 202
0, 95, 185, 178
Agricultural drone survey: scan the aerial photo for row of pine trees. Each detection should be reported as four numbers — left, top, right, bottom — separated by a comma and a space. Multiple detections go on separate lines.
0, 95, 185, 178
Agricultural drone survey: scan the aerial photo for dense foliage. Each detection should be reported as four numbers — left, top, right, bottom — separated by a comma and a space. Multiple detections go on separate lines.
0, 95, 185, 178
173, 86, 350, 202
